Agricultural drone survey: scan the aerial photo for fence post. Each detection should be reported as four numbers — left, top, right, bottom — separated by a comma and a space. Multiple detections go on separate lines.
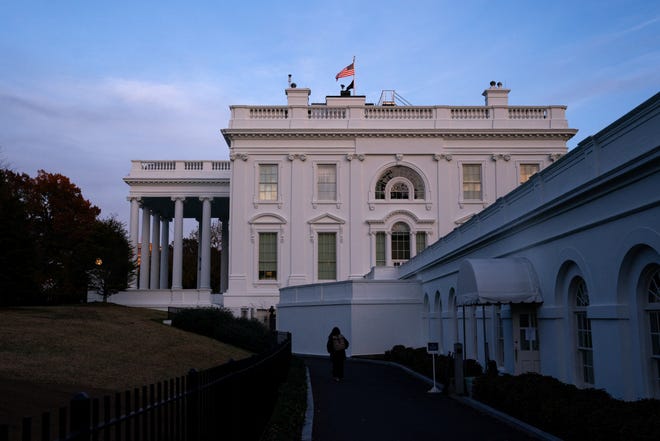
186, 369, 199, 441
70, 392, 91, 441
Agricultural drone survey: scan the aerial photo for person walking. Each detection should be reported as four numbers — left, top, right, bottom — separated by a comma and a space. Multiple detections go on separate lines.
326, 327, 349, 381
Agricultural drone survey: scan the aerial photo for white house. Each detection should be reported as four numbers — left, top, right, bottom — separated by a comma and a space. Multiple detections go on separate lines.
220, 83, 574, 315
112, 82, 574, 319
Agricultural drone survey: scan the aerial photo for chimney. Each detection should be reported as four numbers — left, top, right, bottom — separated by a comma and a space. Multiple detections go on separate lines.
286, 86, 311, 106
482, 81, 510, 106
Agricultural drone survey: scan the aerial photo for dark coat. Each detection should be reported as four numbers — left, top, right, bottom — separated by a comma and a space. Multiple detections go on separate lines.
327, 334, 349, 359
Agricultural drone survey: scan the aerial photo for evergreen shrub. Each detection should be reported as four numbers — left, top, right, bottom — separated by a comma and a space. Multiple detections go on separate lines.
171, 307, 272, 352
473, 373, 660, 440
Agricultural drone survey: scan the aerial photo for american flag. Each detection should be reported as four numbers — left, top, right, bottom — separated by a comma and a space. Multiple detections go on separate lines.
335, 62, 355, 80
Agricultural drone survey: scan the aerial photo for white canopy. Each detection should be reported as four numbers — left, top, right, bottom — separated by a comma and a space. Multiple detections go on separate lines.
456, 258, 543, 306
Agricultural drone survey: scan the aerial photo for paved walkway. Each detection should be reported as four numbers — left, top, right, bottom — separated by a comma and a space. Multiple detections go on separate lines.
304, 357, 541, 441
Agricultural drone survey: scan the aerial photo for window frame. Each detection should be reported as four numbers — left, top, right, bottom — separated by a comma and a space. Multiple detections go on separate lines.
317, 232, 337, 281
459, 161, 485, 204
257, 232, 278, 282
572, 276, 595, 386
391, 222, 411, 265
313, 162, 341, 207
371, 164, 429, 209
254, 162, 283, 208
518, 162, 541, 185
645, 265, 660, 397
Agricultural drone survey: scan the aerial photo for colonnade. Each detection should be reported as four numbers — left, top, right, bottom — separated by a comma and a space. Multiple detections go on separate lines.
128, 196, 228, 292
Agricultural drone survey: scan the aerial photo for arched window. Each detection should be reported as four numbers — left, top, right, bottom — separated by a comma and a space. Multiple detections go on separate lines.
646, 265, 660, 397
375, 166, 425, 200
390, 181, 410, 199
572, 276, 594, 385
391, 222, 410, 265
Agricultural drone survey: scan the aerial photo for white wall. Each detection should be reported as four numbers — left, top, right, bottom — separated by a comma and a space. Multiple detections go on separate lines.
278, 279, 422, 355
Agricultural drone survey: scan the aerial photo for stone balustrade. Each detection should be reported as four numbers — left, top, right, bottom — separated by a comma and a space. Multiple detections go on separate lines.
228, 104, 569, 130
127, 160, 231, 179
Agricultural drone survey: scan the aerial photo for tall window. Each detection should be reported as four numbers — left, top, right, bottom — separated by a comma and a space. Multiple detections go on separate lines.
520, 163, 540, 184
573, 277, 594, 385
462, 164, 483, 200
391, 222, 410, 265
317, 232, 337, 280
647, 266, 660, 396
259, 164, 278, 201
416, 232, 427, 254
375, 232, 386, 266
317, 164, 337, 201
258, 232, 277, 280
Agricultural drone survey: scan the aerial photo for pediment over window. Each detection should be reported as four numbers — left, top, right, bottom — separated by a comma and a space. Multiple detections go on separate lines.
307, 213, 346, 225
366, 209, 435, 226
248, 213, 287, 225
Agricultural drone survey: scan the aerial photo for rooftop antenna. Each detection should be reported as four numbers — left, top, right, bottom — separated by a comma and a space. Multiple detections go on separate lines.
378, 90, 413, 106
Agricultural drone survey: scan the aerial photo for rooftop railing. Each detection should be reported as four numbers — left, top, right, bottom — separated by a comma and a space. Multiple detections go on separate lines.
228, 104, 569, 130
126, 160, 231, 179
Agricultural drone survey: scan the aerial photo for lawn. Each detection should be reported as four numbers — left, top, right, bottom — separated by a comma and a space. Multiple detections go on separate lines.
0, 303, 251, 430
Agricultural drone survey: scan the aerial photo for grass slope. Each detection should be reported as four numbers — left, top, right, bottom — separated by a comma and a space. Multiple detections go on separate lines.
0, 303, 251, 429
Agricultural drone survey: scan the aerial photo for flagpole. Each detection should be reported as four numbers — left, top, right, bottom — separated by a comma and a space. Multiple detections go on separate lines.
352, 55, 356, 96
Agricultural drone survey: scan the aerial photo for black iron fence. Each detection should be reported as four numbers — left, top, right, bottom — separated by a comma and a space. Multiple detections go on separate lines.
1, 332, 291, 441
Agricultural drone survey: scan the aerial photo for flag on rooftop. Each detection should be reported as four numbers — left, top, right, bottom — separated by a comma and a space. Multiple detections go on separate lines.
345, 80, 354, 91
335, 62, 354, 80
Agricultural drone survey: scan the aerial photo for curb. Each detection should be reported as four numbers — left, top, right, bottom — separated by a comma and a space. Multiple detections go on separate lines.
301, 366, 314, 441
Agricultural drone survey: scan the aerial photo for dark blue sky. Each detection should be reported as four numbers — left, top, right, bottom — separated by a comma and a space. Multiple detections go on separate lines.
1, 0, 658, 225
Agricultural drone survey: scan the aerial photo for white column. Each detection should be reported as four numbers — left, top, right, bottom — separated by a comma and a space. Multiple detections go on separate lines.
150, 213, 161, 289
196, 218, 202, 289
128, 197, 140, 289
139, 208, 151, 289
220, 219, 229, 293
385, 232, 392, 266
171, 197, 185, 290
411, 232, 417, 257
160, 218, 170, 289
199, 197, 212, 290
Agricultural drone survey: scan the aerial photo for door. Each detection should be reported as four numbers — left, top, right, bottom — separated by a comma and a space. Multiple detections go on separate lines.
512, 306, 540, 374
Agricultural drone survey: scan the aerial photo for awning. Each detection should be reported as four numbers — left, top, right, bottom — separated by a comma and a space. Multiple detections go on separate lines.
456, 258, 543, 306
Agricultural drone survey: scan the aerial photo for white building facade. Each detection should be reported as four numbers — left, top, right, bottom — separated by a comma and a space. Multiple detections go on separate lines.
221, 83, 574, 313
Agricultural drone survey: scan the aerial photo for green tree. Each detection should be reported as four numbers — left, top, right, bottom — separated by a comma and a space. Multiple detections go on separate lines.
0, 169, 39, 305
88, 217, 137, 301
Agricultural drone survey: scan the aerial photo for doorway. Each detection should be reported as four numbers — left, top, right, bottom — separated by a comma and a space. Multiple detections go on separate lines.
512, 306, 540, 374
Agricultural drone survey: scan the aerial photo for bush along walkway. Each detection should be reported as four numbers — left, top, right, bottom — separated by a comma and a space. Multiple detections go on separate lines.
303, 356, 539, 441
375, 346, 660, 441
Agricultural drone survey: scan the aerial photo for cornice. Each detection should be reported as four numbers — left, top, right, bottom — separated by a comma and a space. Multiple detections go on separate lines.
221, 128, 577, 141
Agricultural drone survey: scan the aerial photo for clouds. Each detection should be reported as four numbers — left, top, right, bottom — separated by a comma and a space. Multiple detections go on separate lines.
0, 75, 230, 223
1, 0, 658, 227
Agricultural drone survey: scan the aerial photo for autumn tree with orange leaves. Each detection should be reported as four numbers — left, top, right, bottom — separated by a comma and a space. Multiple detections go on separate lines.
0, 169, 134, 305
